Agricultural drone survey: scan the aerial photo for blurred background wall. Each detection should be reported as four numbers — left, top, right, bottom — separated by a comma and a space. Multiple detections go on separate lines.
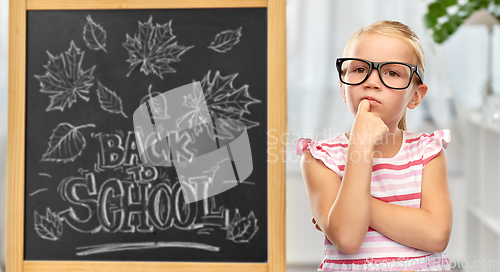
287, 0, 500, 270
287, 0, 464, 264
1, 0, 9, 271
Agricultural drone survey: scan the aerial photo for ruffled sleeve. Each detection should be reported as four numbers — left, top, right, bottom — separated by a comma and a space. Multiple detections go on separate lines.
421, 129, 451, 167
296, 138, 313, 156
296, 137, 342, 178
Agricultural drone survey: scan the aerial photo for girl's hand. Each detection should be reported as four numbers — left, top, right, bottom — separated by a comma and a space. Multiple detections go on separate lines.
350, 99, 389, 147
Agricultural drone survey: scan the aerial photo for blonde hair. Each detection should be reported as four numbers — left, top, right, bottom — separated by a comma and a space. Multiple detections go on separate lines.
342, 21, 425, 131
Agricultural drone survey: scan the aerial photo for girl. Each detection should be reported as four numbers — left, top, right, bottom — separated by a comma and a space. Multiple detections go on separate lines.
296, 21, 452, 271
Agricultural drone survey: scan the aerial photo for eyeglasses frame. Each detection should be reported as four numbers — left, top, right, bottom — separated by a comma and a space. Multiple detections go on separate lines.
336, 57, 424, 90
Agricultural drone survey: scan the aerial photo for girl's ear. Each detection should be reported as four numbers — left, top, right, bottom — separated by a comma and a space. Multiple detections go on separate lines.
407, 83, 427, 109
340, 80, 347, 103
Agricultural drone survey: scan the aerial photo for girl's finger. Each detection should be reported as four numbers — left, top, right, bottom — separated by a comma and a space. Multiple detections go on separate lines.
357, 99, 371, 113
312, 217, 316, 224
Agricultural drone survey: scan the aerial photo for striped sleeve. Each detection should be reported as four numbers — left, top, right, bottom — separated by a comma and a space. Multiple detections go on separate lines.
421, 129, 451, 167
296, 138, 342, 177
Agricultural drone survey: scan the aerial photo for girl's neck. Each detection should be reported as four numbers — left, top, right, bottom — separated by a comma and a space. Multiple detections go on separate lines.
345, 126, 403, 142
345, 127, 404, 159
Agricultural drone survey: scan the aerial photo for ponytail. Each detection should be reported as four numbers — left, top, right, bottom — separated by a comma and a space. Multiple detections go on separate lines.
398, 111, 407, 131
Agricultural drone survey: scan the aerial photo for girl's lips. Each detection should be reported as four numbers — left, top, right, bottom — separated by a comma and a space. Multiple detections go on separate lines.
361, 97, 381, 105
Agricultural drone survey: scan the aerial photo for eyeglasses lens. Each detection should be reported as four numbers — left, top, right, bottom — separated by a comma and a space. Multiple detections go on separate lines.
340, 60, 412, 89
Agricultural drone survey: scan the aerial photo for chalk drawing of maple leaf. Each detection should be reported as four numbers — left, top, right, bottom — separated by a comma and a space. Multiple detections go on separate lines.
177, 71, 261, 140
175, 84, 212, 137
35, 41, 96, 112
122, 16, 194, 79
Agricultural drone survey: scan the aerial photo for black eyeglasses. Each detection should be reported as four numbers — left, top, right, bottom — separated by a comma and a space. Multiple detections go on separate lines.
336, 58, 424, 90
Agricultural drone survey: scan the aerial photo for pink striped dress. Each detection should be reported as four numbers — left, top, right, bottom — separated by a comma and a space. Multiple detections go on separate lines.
296, 129, 452, 271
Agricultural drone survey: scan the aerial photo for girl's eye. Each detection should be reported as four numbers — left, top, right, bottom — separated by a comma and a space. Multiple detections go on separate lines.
354, 68, 366, 73
387, 71, 399, 77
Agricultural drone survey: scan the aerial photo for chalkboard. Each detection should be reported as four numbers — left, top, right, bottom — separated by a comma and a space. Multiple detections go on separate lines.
8, 1, 286, 271
25, 8, 267, 261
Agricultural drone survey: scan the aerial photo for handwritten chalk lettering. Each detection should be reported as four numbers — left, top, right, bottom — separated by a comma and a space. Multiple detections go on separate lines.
101, 129, 194, 167
125, 164, 158, 183
148, 183, 174, 230
98, 178, 126, 232
58, 173, 101, 233
58, 169, 228, 234
96, 131, 142, 168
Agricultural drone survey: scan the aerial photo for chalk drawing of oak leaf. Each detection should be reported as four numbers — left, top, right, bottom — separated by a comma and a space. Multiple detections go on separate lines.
83, 15, 107, 52
42, 123, 95, 163
122, 16, 193, 79
208, 27, 242, 53
226, 210, 259, 243
35, 41, 96, 112
34, 207, 63, 241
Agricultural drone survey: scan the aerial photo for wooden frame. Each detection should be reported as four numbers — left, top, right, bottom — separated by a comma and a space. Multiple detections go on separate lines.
7, 0, 286, 271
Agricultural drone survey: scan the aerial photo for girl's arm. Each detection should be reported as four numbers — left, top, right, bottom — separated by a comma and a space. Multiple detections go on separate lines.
369, 149, 453, 253
301, 144, 373, 254
311, 148, 453, 253
300, 100, 386, 254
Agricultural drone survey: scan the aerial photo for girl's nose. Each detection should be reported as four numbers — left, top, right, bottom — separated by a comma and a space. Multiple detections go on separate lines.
363, 69, 381, 89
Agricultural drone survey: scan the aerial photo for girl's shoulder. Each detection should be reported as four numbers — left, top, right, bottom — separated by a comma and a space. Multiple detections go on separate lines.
296, 133, 348, 156
404, 129, 451, 166
404, 129, 451, 146
296, 134, 348, 177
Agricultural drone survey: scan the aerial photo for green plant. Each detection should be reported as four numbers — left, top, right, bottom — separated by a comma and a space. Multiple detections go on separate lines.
424, 0, 500, 43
